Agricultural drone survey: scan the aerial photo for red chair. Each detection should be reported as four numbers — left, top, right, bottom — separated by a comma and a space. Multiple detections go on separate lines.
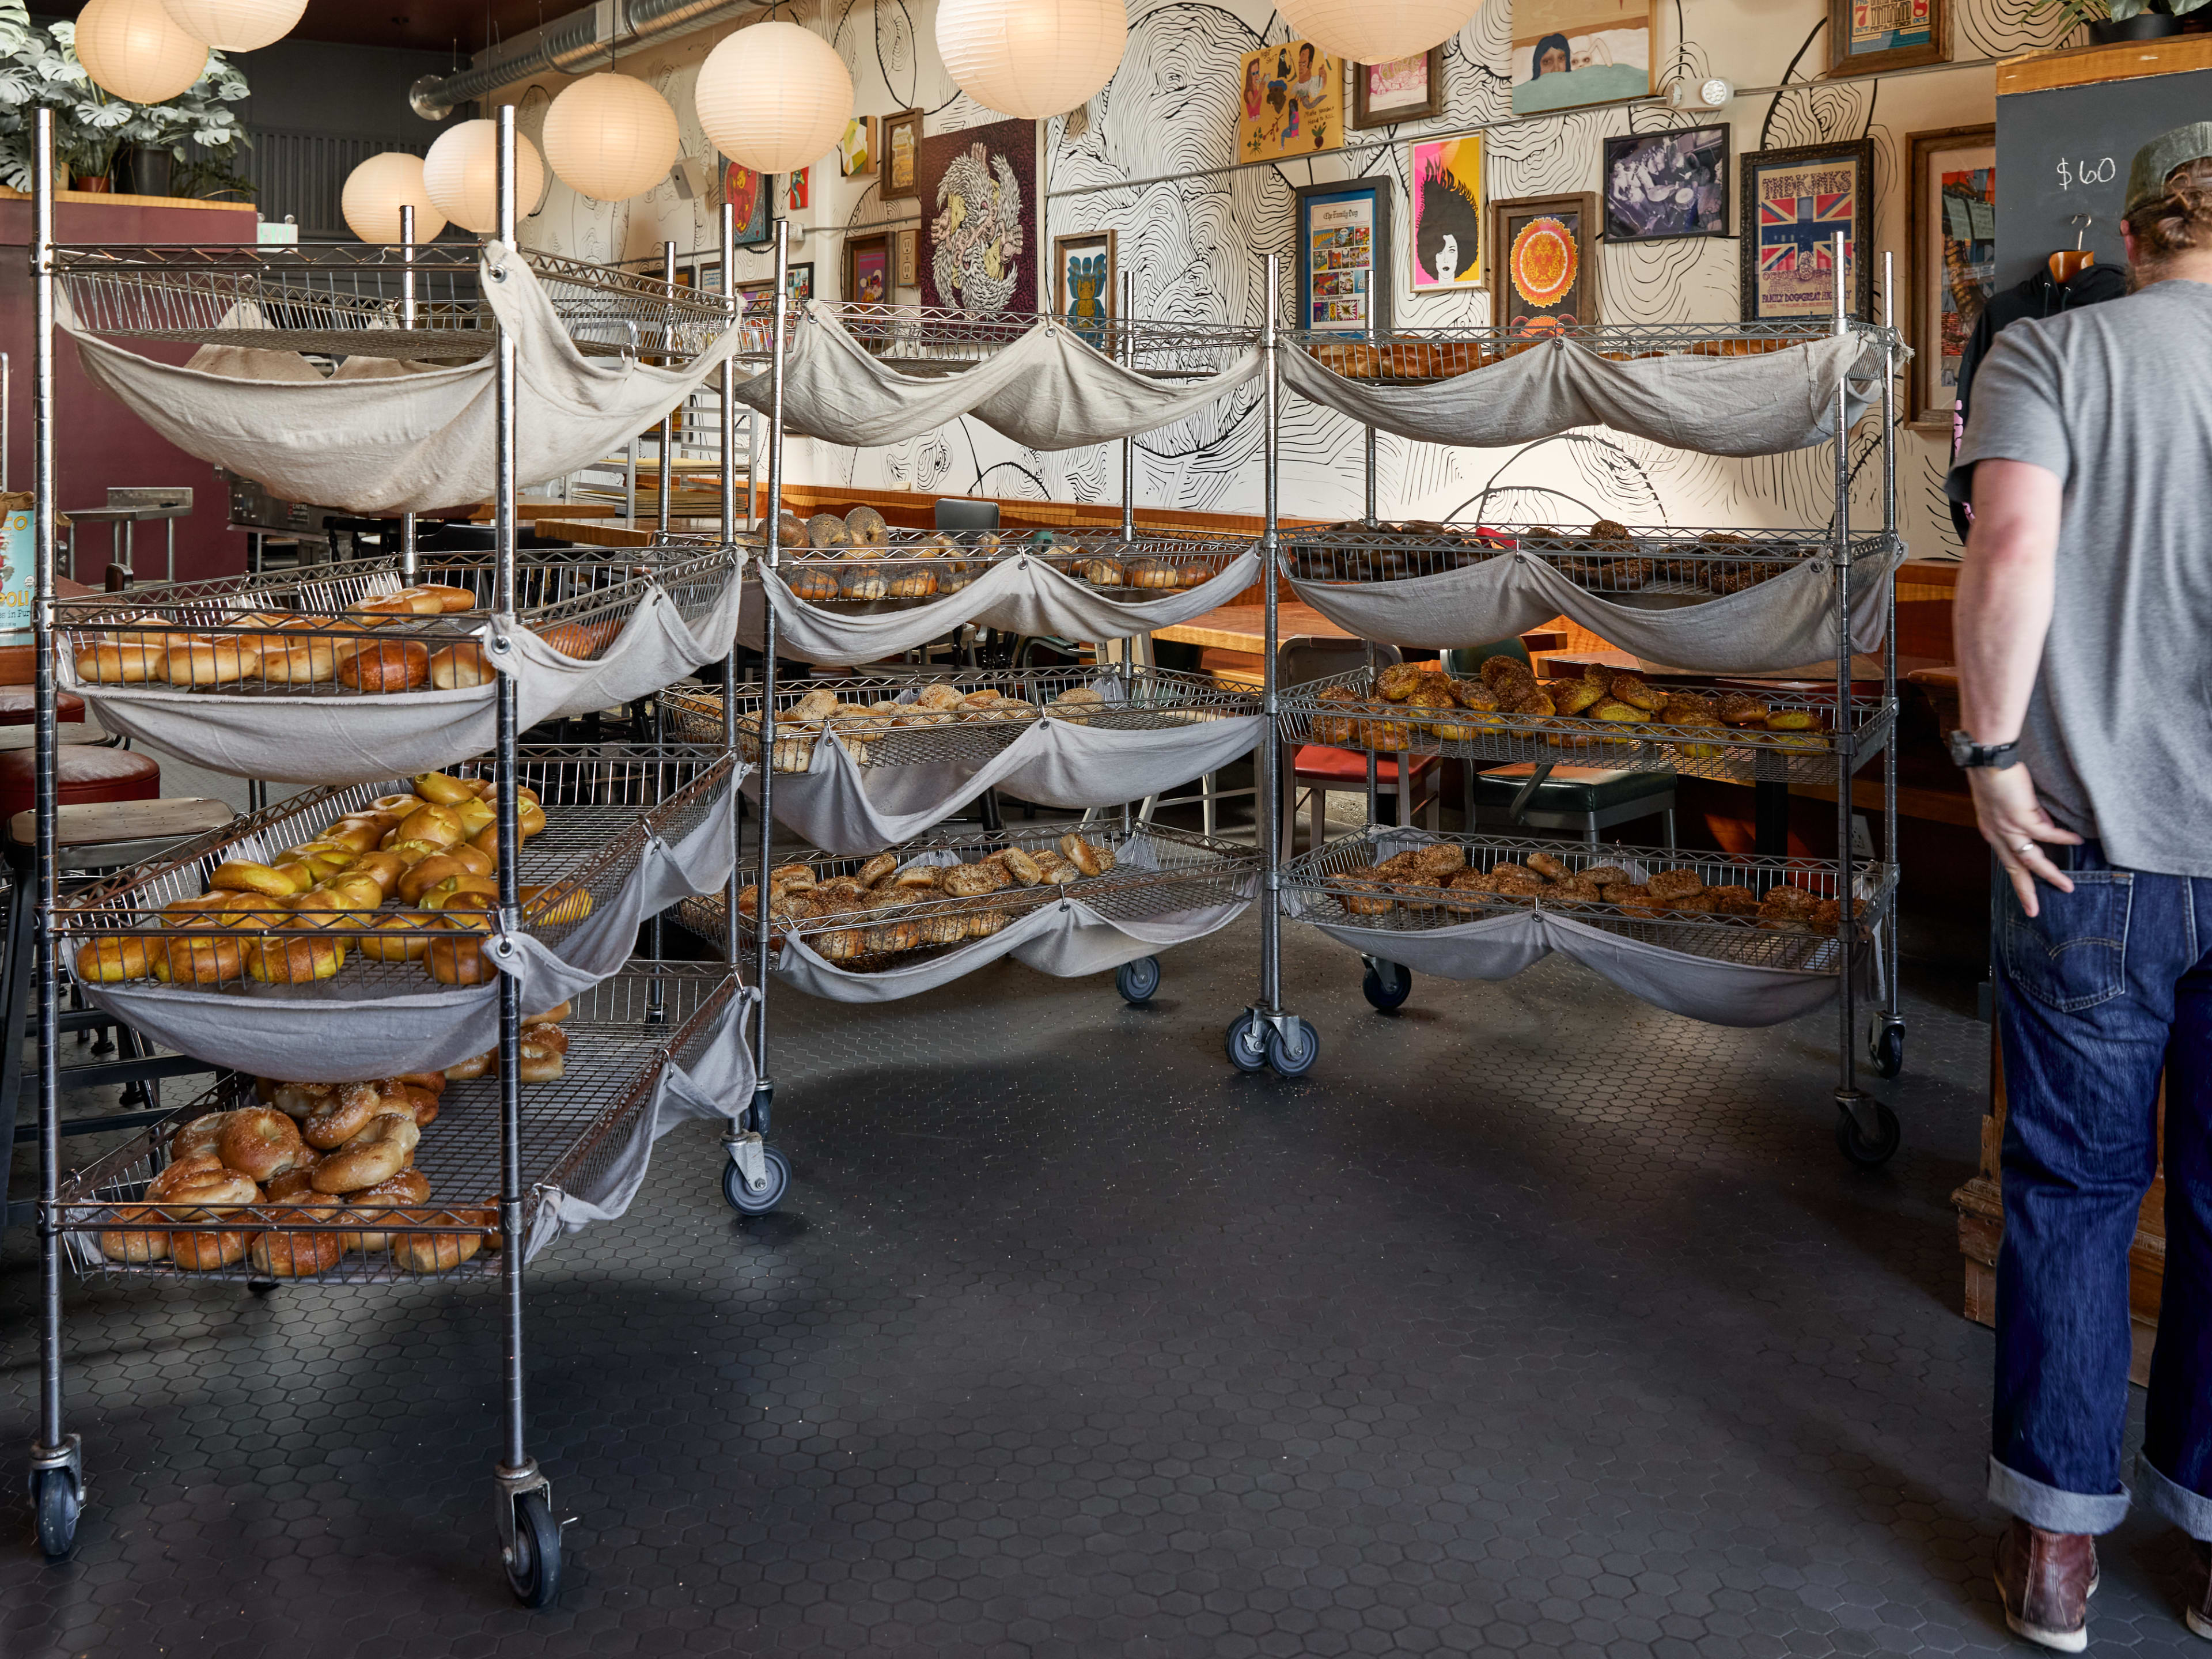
0, 745, 161, 822
1277, 638, 1441, 859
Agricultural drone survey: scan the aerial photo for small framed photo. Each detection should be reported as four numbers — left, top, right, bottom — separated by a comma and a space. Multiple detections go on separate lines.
1489, 192, 1599, 333
1906, 123, 1996, 430
895, 227, 918, 289
844, 232, 891, 305
1294, 176, 1393, 335
1740, 139, 1876, 322
1828, 0, 1947, 77
785, 168, 810, 212
838, 116, 876, 177
881, 109, 923, 201
1052, 230, 1118, 349
1351, 47, 1444, 129
1601, 125, 1729, 243
789, 262, 815, 304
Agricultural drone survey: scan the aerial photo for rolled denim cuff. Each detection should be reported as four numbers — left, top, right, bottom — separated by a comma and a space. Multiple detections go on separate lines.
2135, 1455, 2212, 1541
1988, 1455, 2133, 1535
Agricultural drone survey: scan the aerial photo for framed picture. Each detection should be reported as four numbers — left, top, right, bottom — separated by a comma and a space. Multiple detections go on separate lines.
896, 227, 918, 289
1294, 176, 1392, 335
738, 264, 814, 316
838, 116, 876, 177
785, 168, 810, 212
1907, 123, 1995, 430
1489, 192, 1599, 334
1829, 0, 1946, 77
1352, 47, 1444, 129
1740, 139, 1876, 322
1601, 125, 1729, 242
881, 109, 923, 201
1510, 0, 1653, 116
1238, 39, 1345, 162
1052, 230, 1117, 349
844, 232, 891, 305
918, 118, 1039, 316
789, 262, 815, 304
721, 160, 771, 246
1410, 132, 1483, 291
694, 257, 722, 297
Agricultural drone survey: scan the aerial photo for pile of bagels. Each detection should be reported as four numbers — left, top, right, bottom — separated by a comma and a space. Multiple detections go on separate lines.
773, 507, 1221, 601
71, 770, 585, 990
736, 681, 1115, 772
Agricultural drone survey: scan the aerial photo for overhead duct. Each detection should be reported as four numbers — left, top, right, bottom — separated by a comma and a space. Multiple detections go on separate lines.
410, 0, 773, 121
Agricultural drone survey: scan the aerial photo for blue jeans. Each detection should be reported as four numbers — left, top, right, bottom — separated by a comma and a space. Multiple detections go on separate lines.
1991, 841, 2212, 1538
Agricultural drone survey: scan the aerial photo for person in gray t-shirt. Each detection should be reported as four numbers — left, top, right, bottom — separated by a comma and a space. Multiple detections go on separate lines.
1947, 121, 2212, 1653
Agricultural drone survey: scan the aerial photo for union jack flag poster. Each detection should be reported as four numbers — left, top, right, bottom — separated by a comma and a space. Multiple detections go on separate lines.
1738, 141, 1873, 321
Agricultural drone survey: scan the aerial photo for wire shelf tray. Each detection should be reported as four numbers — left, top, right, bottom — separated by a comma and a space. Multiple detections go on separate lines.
677, 822, 1257, 970
757, 524, 1253, 607
51, 965, 743, 1285
1287, 319, 1902, 384
56, 546, 737, 699
52, 243, 734, 363
53, 745, 733, 998
1282, 830, 1893, 974
1280, 521, 1897, 595
659, 665, 1260, 772
732, 298, 1257, 376
1279, 667, 1893, 788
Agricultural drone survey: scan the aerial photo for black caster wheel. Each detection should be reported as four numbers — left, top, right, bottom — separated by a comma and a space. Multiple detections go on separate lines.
33, 1467, 80, 1562
1361, 960, 1412, 1011
1115, 956, 1161, 1004
1870, 1021, 1906, 1080
1836, 1100, 1902, 1166
1266, 1017, 1320, 1078
723, 1146, 790, 1214
1225, 1013, 1268, 1074
504, 1490, 562, 1608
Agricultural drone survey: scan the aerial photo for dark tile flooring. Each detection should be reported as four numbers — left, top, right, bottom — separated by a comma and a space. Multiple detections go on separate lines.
1, 916, 2196, 1657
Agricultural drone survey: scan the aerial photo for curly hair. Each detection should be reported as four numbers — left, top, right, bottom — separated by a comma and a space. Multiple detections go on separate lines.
2126, 156, 2212, 279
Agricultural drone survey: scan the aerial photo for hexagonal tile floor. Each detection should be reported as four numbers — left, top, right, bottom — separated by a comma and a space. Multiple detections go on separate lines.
2, 916, 2198, 1656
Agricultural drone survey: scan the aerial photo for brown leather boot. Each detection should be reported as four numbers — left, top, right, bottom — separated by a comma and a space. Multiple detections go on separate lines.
1995, 1518, 2098, 1652
2186, 1540, 2211, 1641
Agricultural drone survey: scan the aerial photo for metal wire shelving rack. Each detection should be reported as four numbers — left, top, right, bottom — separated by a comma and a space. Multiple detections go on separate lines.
23, 108, 754, 1604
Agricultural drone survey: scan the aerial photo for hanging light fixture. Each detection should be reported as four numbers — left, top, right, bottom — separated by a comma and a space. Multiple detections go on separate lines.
340, 151, 449, 243
1275, 0, 1479, 65
694, 19, 852, 176
935, 0, 1127, 120
158, 0, 306, 52
74, 0, 209, 106
422, 118, 547, 235
541, 72, 681, 202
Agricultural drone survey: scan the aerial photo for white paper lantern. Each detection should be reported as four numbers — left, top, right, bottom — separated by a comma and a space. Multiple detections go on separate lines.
422, 118, 548, 236
74, 0, 209, 107
340, 151, 449, 244
694, 20, 852, 176
541, 73, 680, 202
935, 0, 1127, 120
158, 0, 305, 52
1277, 0, 1479, 65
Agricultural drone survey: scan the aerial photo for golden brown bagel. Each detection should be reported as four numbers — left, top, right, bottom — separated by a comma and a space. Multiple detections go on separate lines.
335, 639, 431, 692
245, 933, 346, 985
154, 933, 245, 985
217, 1108, 312, 1182
74, 935, 151, 983
310, 1111, 421, 1193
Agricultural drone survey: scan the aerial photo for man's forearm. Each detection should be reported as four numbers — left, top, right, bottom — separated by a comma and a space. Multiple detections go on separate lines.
1956, 459, 2062, 744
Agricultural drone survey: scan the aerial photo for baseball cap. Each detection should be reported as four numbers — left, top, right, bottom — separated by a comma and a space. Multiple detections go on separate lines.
2125, 120, 2212, 215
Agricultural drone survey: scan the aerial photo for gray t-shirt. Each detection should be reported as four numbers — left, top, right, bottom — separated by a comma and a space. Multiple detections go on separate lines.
1949, 278, 2212, 878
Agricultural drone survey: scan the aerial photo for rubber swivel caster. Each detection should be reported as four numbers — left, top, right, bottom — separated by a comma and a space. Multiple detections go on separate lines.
33, 1465, 81, 1562
1870, 1020, 1906, 1080
1225, 1013, 1268, 1073
1361, 959, 1412, 1011
1835, 1099, 1902, 1166
1266, 1017, 1320, 1078
1115, 956, 1161, 1004
503, 1490, 562, 1608
723, 1146, 791, 1214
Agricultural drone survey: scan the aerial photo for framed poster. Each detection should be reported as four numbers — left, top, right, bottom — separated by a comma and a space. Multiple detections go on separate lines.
838, 116, 876, 177
1410, 132, 1483, 291
896, 227, 918, 289
1601, 125, 1729, 242
1352, 48, 1444, 130
844, 232, 891, 305
1052, 230, 1118, 350
881, 109, 923, 201
1740, 139, 1876, 322
789, 262, 815, 304
1829, 0, 1946, 77
785, 168, 810, 212
721, 160, 771, 246
1907, 124, 1995, 430
1510, 0, 1652, 116
1489, 192, 1599, 334
1294, 176, 1393, 335
918, 118, 1039, 317
1238, 39, 1345, 162
740, 264, 815, 317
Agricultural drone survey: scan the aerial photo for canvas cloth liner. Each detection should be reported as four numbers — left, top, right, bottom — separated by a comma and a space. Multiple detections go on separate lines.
63, 242, 749, 514
1284, 544, 1904, 672
65, 573, 743, 787
1279, 333, 1893, 457
75, 783, 740, 1079
733, 302, 1263, 449
751, 548, 1262, 662
524, 984, 760, 1261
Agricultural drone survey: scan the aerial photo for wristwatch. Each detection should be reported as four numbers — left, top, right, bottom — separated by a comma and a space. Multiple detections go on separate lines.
1948, 730, 2021, 769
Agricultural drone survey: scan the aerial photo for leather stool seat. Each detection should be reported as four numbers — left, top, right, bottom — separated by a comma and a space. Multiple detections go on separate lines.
0, 745, 160, 821
1468, 764, 1674, 814
0, 690, 85, 726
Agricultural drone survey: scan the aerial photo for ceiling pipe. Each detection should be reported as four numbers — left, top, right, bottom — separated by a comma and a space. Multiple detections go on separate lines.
409, 0, 774, 120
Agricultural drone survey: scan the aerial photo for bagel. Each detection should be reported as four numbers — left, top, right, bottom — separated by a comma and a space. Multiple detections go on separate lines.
424, 929, 494, 985
303, 1082, 388, 1149
74, 935, 151, 983
524, 1001, 570, 1026
357, 914, 433, 962
263, 1165, 318, 1202
169, 1115, 234, 1164
399, 1084, 440, 1127
411, 584, 478, 613
371, 794, 429, 816
349, 851, 408, 898
310, 1111, 421, 1194
97, 1203, 172, 1264
164, 638, 263, 687
335, 639, 431, 692
445, 1050, 493, 1081
248, 1201, 351, 1277
336, 1167, 433, 1252
169, 1227, 254, 1270
268, 1082, 332, 1120
424, 874, 500, 911
396, 1070, 447, 1097
392, 1207, 491, 1273
245, 933, 346, 984
257, 634, 342, 684
412, 771, 477, 806
217, 1107, 312, 1182
149, 1161, 258, 1220
520, 1023, 569, 1055
520, 882, 592, 926
155, 933, 245, 985
516, 1031, 566, 1084
210, 860, 300, 898
75, 641, 170, 683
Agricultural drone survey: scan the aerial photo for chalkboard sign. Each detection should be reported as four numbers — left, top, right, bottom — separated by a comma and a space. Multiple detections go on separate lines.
1995, 65, 2212, 291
